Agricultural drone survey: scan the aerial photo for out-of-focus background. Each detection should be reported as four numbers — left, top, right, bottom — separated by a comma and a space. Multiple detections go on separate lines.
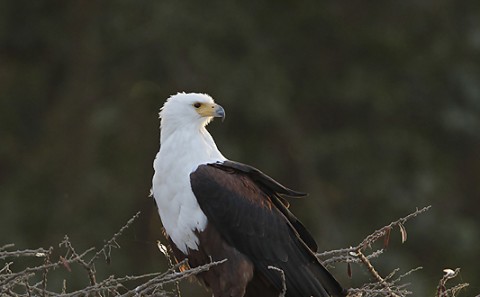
1, 1, 479, 295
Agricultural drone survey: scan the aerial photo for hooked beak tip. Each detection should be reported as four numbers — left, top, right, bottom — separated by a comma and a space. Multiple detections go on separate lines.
215, 105, 225, 121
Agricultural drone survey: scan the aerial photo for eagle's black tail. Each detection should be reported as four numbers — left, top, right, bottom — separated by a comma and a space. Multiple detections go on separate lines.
255, 245, 346, 297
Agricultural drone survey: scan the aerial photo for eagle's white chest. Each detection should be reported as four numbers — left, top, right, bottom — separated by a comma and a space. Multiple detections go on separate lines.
152, 127, 225, 254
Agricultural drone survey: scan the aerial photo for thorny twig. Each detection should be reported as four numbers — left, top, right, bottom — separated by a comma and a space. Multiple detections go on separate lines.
121, 259, 227, 297
157, 240, 182, 297
0, 248, 49, 260
60, 236, 97, 286
436, 269, 469, 297
268, 266, 287, 297
87, 211, 141, 267
41, 246, 53, 297
322, 249, 384, 266
355, 250, 400, 296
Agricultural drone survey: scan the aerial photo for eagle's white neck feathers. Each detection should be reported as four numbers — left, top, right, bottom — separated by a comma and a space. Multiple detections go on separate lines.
152, 93, 226, 253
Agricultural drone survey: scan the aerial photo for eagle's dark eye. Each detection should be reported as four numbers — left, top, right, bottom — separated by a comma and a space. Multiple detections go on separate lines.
193, 102, 201, 108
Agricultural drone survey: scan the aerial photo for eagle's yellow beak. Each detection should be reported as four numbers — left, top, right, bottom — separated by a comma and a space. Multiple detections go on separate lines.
197, 103, 225, 121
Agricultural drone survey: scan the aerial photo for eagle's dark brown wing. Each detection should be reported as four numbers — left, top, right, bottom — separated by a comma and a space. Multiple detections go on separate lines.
190, 161, 346, 297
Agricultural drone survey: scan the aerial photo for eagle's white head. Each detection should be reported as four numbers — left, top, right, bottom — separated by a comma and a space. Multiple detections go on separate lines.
157, 92, 226, 162
160, 92, 225, 130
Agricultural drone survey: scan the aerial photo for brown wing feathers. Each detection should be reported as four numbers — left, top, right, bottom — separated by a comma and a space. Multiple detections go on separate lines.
190, 162, 346, 297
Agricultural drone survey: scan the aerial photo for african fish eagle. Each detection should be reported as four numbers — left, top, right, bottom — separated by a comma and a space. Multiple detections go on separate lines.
151, 92, 346, 297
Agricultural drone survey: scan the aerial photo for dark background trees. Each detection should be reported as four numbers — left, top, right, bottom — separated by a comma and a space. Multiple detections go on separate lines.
1, 1, 479, 295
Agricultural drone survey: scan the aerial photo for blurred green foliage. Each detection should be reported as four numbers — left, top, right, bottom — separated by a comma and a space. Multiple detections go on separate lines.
1, 0, 479, 295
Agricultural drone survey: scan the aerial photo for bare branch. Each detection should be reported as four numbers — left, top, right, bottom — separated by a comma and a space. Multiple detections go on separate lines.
436, 268, 469, 297
120, 258, 227, 297
268, 266, 287, 297
2, 206, 475, 297
87, 211, 141, 266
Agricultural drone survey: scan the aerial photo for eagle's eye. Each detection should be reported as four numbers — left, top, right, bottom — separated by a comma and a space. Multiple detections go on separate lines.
193, 102, 202, 108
